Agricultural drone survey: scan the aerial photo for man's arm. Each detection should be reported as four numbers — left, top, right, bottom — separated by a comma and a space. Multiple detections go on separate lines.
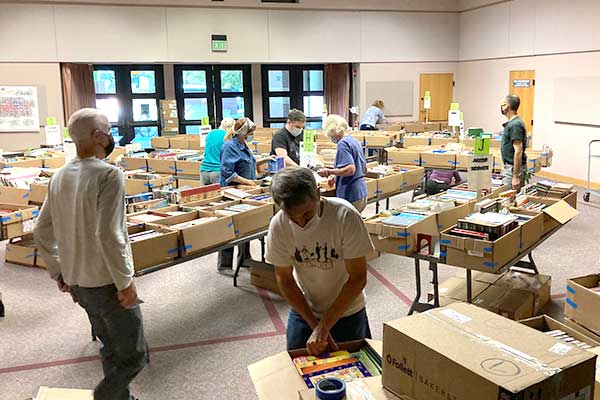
34, 188, 62, 282
319, 164, 355, 178
275, 266, 319, 328
512, 139, 524, 189
274, 148, 298, 167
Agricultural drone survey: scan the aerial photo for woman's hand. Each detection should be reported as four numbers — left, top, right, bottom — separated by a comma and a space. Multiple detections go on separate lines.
317, 168, 330, 177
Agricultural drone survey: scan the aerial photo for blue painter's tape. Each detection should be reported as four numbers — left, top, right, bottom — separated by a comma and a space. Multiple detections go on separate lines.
15, 212, 22, 218
483, 247, 493, 253
183, 244, 192, 250
228, 223, 233, 228
529, 159, 536, 163
529, 168, 535, 172
448, 160, 458, 165
167, 248, 179, 255
438, 224, 443, 229
32, 210, 40, 217
421, 161, 428, 165
137, 224, 144, 228
566, 285, 576, 295
169, 166, 176, 170
565, 298, 578, 309
23, 193, 30, 198
397, 244, 410, 251
25, 253, 36, 259
235, 229, 240, 235
374, 190, 383, 195
386, 144, 391, 147
176, 168, 183, 173
396, 232, 410, 238
401, 182, 408, 187
483, 261, 498, 268
440, 251, 447, 257
144, 182, 152, 187
440, 239, 451, 245
413, 160, 420, 164
1, 216, 11, 223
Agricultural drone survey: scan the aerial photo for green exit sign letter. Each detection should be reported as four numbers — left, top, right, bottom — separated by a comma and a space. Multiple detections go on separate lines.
212, 34, 228, 52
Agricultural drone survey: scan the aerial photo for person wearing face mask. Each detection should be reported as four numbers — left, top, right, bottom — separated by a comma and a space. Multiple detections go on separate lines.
267, 167, 374, 354
218, 117, 261, 276
500, 95, 528, 191
34, 108, 147, 400
317, 114, 368, 213
270, 109, 306, 167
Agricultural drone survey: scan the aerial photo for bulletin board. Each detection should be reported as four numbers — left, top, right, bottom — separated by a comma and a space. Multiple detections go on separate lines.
554, 76, 600, 127
365, 81, 413, 117
0, 86, 40, 132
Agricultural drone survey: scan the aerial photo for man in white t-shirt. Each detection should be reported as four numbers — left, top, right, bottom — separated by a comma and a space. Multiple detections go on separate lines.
266, 167, 374, 354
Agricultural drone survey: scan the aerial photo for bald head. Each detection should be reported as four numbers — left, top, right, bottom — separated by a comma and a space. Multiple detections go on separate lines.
67, 108, 111, 144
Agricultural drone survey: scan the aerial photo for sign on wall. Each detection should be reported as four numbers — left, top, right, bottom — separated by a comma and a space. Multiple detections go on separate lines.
0, 86, 40, 132
513, 79, 531, 88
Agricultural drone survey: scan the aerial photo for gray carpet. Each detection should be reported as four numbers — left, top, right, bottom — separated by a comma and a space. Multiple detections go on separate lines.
0, 189, 598, 400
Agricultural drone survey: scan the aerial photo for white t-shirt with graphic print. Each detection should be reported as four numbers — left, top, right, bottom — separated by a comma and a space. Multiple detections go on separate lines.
266, 197, 375, 319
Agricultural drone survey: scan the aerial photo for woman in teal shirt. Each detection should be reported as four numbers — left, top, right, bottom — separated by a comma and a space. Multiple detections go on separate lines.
200, 118, 235, 185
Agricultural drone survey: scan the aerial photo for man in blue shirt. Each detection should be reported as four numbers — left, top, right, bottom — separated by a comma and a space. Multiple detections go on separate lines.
318, 115, 368, 212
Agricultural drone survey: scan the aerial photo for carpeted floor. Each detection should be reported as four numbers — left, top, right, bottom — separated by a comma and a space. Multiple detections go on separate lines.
1, 188, 598, 400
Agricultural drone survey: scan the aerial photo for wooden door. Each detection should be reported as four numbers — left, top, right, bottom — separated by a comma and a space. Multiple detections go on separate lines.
509, 70, 535, 135
419, 73, 454, 122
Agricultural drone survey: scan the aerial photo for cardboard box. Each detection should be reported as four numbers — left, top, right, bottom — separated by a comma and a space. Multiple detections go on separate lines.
440, 225, 521, 273
365, 177, 378, 199
28, 183, 48, 205
436, 201, 473, 232
1, 158, 44, 168
169, 136, 190, 149
420, 150, 457, 169
176, 160, 202, 176
155, 211, 235, 256
512, 209, 544, 251
402, 136, 430, 147
430, 136, 459, 146
187, 137, 203, 151
565, 274, 600, 335
43, 157, 65, 169
176, 178, 203, 189
249, 339, 382, 400
437, 276, 490, 301
364, 132, 398, 147
495, 270, 551, 314
298, 376, 398, 400
0, 186, 31, 205
147, 158, 177, 174
128, 223, 179, 271
563, 318, 600, 345
124, 175, 173, 196
403, 122, 440, 133
366, 213, 438, 256
519, 315, 600, 347
151, 137, 170, 149
473, 284, 535, 320
209, 199, 274, 237
455, 152, 470, 170
120, 157, 148, 171
382, 303, 597, 400
398, 165, 424, 188
250, 264, 281, 295
0, 203, 39, 240
255, 142, 272, 155
590, 347, 600, 400
518, 195, 579, 235
385, 148, 422, 166
35, 386, 93, 400
376, 172, 404, 195
5, 235, 37, 267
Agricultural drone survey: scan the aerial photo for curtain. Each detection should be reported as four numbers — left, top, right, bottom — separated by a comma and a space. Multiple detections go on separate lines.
324, 64, 351, 121
60, 63, 96, 122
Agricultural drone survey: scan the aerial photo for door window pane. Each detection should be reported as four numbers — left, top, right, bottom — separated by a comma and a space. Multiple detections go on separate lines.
222, 97, 245, 119
303, 70, 324, 91
268, 70, 290, 92
185, 125, 202, 135
305, 121, 323, 129
220, 70, 244, 93
133, 126, 158, 149
184, 98, 209, 121
96, 98, 119, 123
269, 97, 290, 118
303, 95, 324, 118
110, 127, 122, 143
93, 70, 116, 94
182, 70, 207, 93
269, 122, 285, 129
132, 99, 158, 122
130, 71, 156, 94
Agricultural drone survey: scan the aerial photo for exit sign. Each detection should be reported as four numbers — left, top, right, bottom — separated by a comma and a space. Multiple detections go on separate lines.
212, 34, 227, 52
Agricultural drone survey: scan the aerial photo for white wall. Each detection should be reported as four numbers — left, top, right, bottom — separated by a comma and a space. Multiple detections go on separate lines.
0, 3, 459, 63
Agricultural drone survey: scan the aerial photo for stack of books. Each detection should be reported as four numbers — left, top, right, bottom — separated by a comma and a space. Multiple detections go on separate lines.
534, 180, 573, 198
292, 346, 381, 389
129, 229, 163, 243
153, 184, 220, 204
0, 169, 41, 188
170, 217, 218, 230
125, 192, 154, 206
381, 212, 427, 227
451, 212, 518, 241
515, 194, 547, 211
437, 189, 478, 203
215, 203, 258, 217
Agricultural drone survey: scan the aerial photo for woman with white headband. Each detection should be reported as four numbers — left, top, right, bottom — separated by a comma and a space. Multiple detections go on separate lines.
218, 117, 259, 276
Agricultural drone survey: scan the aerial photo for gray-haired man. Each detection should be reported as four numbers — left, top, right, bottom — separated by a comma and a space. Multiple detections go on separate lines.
270, 109, 306, 167
266, 167, 374, 354
35, 108, 147, 400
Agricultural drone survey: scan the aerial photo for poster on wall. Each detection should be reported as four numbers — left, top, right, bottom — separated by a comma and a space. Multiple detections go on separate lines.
0, 86, 40, 132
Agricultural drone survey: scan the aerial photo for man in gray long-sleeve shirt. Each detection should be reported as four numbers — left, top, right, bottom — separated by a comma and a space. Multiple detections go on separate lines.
35, 108, 147, 400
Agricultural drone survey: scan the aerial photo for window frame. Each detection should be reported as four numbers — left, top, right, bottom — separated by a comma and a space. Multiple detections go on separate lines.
214, 64, 253, 123
261, 64, 325, 128
174, 64, 215, 134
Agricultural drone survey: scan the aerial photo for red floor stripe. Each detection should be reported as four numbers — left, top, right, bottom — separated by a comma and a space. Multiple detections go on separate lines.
257, 288, 287, 334
367, 265, 413, 307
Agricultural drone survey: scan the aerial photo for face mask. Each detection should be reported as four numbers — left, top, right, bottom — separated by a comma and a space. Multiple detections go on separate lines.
330, 136, 339, 144
291, 200, 322, 232
290, 127, 303, 137
246, 134, 255, 143
500, 105, 508, 116
103, 134, 115, 158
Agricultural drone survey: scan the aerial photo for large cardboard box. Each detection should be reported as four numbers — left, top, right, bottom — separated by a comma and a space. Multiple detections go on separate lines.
519, 315, 600, 348
376, 172, 404, 195
365, 177, 378, 199
364, 132, 399, 147
1, 158, 44, 168
402, 136, 430, 147
147, 158, 177, 174
0, 186, 31, 205
151, 137, 170, 149
473, 284, 535, 320
176, 160, 202, 176
495, 270, 551, 314
249, 339, 381, 400
398, 165, 424, 188
124, 175, 174, 196
128, 224, 179, 271
365, 213, 438, 256
0, 203, 39, 240
430, 136, 459, 146
5, 235, 37, 267
518, 195, 578, 235
565, 274, 600, 335
385, 148, 422, 166
420, 150, 457, 169
437, 276, 490, 301
176, 178, 203, 189
436, 201, 473, 232
440, 225, 521, 273
511, 209, 545, 251
168, 136, 190, 149
155, 211, 235, 256
209, 199, 274, 237
382, 303, 597, 400
250, 264, 281, 295
298, 376, 398, 400
120, 157, 148, 171
43, 156, 66, 169
455, 152, 470, 170
28, 183, 48, 205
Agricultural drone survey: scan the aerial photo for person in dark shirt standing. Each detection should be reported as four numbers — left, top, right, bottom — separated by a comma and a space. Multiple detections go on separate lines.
500, 95, 527, 191
270, 109, 306, 167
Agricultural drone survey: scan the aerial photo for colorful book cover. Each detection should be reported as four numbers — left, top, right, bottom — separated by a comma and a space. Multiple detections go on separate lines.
302, 361, 371, 389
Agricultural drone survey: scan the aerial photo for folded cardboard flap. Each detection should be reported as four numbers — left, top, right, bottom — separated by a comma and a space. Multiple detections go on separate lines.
36, 387, 93, 400
543, 199, 579, 224
519, 315, 600, 348
565, 274, 600, 335
298, 376, 402, 400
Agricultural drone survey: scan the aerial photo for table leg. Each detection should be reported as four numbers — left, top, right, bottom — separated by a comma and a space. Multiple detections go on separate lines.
375, 201, 380, 214
408, 258, 422, 315
430, 261, 440, 307
466, 269, 473, 303
386, 197, 390, 210
260, 237, 266, 263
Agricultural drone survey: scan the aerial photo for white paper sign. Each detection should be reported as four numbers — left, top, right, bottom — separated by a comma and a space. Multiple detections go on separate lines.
424, 97, 431, 110
448, 110, 461, 127
44, 125, 62, 146
0, 86, 40, 132
467, 155, 492, 196
299, 142, 318, 169
64, 141, 77, 163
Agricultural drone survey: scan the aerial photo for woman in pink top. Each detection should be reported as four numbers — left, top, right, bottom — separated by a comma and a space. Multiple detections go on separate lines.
426, 169, 462, 195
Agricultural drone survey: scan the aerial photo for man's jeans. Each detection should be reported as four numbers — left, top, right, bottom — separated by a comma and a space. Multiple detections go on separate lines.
70, 285, 148, 400
286, 308, 372, 351
502, 163, 526, 189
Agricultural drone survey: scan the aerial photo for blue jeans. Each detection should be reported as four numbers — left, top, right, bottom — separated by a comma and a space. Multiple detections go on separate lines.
70, 285, 148, 400
286, 308, 372, 351
201, 171, 221, 185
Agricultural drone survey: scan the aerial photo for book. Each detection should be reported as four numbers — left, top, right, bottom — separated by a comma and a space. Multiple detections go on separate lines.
303, 361, 372, 389
382, 212, 426, 227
